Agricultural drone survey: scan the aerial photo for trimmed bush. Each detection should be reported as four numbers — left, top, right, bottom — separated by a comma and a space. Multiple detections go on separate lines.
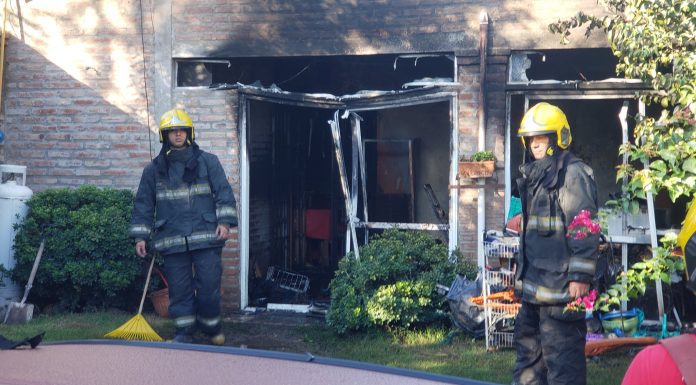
9, 186, 142, 312
327, 229, 477, 334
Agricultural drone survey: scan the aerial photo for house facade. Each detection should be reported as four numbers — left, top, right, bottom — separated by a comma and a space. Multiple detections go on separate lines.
2, 0, 659, 313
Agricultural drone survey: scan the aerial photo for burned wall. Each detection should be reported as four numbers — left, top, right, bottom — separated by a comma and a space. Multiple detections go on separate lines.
172, 0, 608, 59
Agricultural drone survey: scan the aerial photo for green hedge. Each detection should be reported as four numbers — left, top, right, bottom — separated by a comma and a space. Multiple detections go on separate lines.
8, 186, 142, 312
327, 229, 477, 334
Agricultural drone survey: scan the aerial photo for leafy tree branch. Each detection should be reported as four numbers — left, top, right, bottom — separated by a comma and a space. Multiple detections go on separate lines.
550, 0, 694, 310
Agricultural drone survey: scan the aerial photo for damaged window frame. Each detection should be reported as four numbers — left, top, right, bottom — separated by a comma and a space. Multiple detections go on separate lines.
175, 59, 232, 88
234, 85, 461, 310
175, 53, 457, 92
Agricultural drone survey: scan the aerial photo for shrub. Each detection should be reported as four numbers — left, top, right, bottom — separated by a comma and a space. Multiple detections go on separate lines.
9, 186, 142, 312
469, 151, 496, 162
327, 229, 477, 334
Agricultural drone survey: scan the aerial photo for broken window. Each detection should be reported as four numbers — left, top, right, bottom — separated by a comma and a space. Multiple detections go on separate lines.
176, 53, 455, 94
509, 49, 619, 83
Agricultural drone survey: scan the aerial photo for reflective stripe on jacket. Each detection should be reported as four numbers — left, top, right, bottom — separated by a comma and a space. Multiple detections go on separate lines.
129, 150, 237, 255
516, 158, 599, 305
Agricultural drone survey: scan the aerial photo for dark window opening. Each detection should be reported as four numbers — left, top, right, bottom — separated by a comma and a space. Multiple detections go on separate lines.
510, 49, 619, 83
177, 53, 454, 94
364, 139, 416, 223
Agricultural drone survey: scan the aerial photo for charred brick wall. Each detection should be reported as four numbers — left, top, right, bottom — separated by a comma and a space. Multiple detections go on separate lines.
171, 0, 607, 58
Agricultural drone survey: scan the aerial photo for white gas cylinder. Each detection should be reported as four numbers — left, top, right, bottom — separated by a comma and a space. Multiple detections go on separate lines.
0, 165, 33, 305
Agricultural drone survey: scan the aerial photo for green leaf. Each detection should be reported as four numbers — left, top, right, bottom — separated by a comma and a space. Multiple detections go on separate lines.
659, 272, 671, 283
683, 157, 696, 175
649, 160, 667, 175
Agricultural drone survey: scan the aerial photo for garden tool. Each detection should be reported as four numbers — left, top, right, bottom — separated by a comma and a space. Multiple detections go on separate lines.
104, 254, 163, 341
3, 238, 45, 324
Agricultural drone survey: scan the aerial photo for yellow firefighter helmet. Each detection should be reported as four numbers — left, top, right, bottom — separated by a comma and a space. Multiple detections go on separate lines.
518, 102, 572, 149
159, 108, 194, 143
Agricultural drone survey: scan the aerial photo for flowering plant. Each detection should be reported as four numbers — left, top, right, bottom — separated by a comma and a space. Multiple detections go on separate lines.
566, 210, 601, 240
565, 289, 598, 313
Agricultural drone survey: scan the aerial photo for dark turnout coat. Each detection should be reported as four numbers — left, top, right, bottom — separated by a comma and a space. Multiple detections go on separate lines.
516, 152, 599, 305
129, 146, 238, 255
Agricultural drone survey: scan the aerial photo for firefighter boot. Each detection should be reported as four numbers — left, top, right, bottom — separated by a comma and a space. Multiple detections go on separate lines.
210, 332, 225, 346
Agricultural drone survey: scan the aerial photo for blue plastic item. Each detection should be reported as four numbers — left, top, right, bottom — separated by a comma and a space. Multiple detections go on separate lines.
599, 308, 643, 321
599, 309, 644, 337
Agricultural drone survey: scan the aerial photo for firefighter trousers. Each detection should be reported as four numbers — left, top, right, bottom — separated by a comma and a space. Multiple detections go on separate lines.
513, 301, 587, 385
164, 247, 223, 336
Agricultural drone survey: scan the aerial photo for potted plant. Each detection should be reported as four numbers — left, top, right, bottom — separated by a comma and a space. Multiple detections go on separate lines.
458, 150, 496, 179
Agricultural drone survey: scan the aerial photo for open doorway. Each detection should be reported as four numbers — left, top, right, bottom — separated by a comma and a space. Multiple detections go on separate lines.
246, 101, 347, 307
240, 89, 457, 309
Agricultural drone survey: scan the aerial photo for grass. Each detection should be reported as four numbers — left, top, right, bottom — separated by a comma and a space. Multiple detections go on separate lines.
0, 311, 633, 385
0, 311, 174, 341
299, 326, 632, 385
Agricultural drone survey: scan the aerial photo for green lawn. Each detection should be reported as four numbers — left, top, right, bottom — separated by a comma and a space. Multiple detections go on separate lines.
0, 311, 632, 385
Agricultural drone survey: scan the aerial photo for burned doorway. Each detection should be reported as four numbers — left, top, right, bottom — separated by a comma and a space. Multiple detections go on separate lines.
238, 88, 458, 310
245, 99, 346, 309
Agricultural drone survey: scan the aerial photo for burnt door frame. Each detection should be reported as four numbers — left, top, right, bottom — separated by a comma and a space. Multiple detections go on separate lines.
237, 86, 460, 309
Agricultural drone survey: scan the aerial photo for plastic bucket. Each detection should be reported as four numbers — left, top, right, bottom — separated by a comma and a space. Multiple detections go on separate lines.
148, 288, 169, 318
600, 309, 643, 337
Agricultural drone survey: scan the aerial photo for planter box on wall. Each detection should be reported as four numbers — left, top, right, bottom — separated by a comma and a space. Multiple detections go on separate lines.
458, 161, 495, 179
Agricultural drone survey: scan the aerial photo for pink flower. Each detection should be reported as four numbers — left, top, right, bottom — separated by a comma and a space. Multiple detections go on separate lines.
587, 290, 597, 301
566, 210, 600, 240
565, 289, 598, 313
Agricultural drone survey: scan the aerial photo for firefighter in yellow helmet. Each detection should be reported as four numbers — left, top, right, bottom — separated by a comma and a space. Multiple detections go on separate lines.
513, 102, 599, 385
130, 108, 238, 345
158, 108, 195, 145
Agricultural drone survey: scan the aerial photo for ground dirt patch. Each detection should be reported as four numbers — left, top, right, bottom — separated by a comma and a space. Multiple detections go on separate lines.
192, 311, 326, 352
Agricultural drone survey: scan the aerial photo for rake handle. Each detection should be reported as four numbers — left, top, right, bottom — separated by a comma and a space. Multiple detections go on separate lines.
138, 254, 156, 315
20, 239, 45, 305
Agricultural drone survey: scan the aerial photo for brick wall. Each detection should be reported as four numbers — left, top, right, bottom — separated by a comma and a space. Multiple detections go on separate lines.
1, 0, 156, 191
456, 57, 480, 260
171, 0, 607, 58
455, 53, 509, 260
